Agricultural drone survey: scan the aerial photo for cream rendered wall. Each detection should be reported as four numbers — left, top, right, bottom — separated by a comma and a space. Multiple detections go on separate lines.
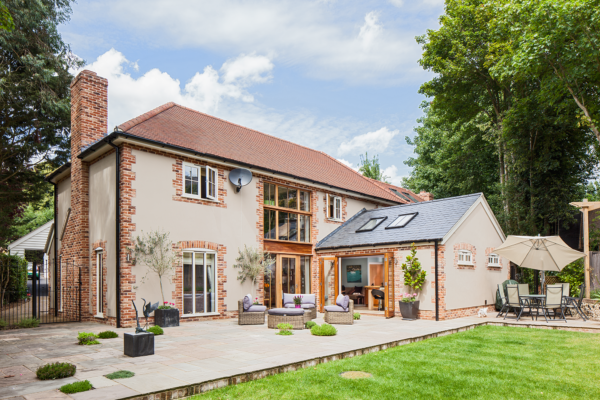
315, 191, 379, 240
130, 149, 259, 313
88, 153, 116, 317
395, 246, 435, 312
56, 178, 71, 255
444, 203, 506, 310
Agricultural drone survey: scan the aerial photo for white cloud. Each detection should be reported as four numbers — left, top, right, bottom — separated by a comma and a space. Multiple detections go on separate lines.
383, 164, 405, 186
338, 127, 400, 156
78, 49, 274, 128
337, 159, 359, 171
79, 0, 427, 84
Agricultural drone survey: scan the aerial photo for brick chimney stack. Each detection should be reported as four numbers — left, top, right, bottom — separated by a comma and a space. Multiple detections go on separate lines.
419, 191, 434, 201
60, 70, 108, 321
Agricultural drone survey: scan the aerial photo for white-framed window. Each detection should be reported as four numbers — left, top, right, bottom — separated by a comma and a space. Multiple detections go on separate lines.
327, 194, 342, 221
488, 253, 500, 267
183, 250, 217, 315
96, 250, 103, 316
183, 162, 218, 201
458, 250, 473, 265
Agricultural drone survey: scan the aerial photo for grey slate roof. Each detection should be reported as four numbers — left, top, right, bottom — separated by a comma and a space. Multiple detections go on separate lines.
316, 193, 482, 250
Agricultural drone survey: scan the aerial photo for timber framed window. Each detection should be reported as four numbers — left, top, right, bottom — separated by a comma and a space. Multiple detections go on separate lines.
183, 162, 217, 200
327, 194, 342, 221
263, 183, 311, 243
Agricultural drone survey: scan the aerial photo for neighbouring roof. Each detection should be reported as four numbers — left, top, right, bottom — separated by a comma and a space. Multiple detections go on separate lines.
110, 103, 403, 203
316, 193, 487, 250
366, 178, 424, 203
8, 220, 54, 256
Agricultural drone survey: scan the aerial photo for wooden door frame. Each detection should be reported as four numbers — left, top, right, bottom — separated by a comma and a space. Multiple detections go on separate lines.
384, 252, 395, 318
276, 254, 303, 308
319, 256, 338, 312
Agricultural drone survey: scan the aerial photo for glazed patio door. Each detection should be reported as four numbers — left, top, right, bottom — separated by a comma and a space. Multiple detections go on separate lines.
384, 252, 395, 318
280, 255, 298, 306
319, 257, 338, 312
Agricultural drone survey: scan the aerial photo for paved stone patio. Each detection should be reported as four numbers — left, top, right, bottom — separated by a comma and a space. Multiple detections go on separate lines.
0, 313, 597, 400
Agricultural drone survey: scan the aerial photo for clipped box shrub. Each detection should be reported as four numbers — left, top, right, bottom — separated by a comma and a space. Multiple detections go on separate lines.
78, 332, 100, 345
147, 325, 164, 335
276, 322, 293, 336
105, 370, 135, 380
60, 380, 92, 394
353, 312, 361, 320
36, 362, 76, 380
305, 321, 317, 329
311, 323, 337, 336
97, 330, 118, 339
17, 317, 39, 328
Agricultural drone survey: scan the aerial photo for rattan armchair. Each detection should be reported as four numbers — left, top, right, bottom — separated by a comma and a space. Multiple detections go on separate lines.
324, 299, 354, 325
238, 300, 266, 325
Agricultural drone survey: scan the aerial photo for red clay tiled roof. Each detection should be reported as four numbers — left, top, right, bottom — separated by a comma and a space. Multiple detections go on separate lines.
366, 178, 424, 203
118, 103, 403, 203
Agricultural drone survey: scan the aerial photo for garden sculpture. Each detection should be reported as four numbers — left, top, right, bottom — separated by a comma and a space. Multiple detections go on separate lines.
142, 298, 159, 330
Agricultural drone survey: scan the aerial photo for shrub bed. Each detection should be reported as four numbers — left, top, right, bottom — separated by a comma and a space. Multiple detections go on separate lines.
17, 318, 39, 328
311, 323, 337, 336
147, 325, 164, 335
276, 323, 293, 335
97, 330, 118, 339
305, 321, 317, 329
78, 332, 100, 345
36, 362, 76, 380
106, 370, 135, 379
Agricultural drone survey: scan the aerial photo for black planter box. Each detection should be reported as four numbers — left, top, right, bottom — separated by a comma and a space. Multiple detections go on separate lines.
124, 332, 154, 357
399, 300, 420, 320
154, 308, 180, 327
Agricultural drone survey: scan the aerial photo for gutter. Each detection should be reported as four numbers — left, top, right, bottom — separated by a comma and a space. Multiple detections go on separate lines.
106, 140, 121, 328
45, 162, 71, 183
316, 238, 443, 252
78, 131, 400, 206
435, 240, 439, 322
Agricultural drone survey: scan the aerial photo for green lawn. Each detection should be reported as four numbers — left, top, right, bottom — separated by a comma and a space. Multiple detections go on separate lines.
190, 326, 600, 400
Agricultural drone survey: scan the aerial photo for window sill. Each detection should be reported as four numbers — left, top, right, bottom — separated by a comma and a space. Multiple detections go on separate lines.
94, 313, 104, 318
488, 264, 501, 268
457, 262, 474, 266
181, 194, 219, 203
181, 312, 220, 318
327, 218, 343, 222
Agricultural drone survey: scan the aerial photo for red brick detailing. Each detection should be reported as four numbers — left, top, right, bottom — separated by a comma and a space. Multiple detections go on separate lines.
322, 193, 347, 225
453, 243, 477, 270
172, 241, 228, 320
172, 159, 227, 208
485, 247, 503, 271
91, 240, 108, 321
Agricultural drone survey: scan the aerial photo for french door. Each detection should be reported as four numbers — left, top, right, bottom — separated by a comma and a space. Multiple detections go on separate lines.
183, 251, 216, 315
319, 257, 338, 313
264, 255, 311, 309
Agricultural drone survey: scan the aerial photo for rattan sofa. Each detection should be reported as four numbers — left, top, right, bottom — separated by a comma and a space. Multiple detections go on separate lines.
283, 293, 317, 321
238, 300, 266, 325
324, 298, 354, 325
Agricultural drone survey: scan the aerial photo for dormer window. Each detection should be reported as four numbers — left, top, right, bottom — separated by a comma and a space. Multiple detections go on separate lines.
458, 250, 473, 265
183, 162, 217, 200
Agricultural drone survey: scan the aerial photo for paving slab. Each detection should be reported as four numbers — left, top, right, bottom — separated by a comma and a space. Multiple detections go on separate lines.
68, 385, 139, 400
113, 372, 187, 393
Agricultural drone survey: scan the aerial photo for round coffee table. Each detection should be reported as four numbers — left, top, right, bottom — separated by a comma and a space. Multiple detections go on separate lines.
267, 308, 305, 329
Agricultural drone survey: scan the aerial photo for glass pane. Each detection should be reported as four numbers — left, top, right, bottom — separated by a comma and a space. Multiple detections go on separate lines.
278, 186, 288, 208
185, 166, 192, 180
289, 258, 297, 294
328, 195, 334, 218
301, 256, 311, 294
278, 212, 289, 240
195, 254, 205, 313
299, 215, 310, 242
324, 260, 336, 306
264, 260, 276, 309
300, 191, 310, 211
282, 257, 297, 294
264, 183, 275, 206
206, 253, 215, 313
335, 198, 341, 219
288, 189, 297, 209
208, 168, 216, 198
191, 181, 198, 195
289, 213, 298, 241
264, 209, 276, 239
183, 253, 193, 314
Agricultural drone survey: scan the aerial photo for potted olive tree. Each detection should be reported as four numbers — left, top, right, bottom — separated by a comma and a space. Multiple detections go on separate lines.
233, 245, 274, 302
399, 243, 426, 320
130, 230, 179, 327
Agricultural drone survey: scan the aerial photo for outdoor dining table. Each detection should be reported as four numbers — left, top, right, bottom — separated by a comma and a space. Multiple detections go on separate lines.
519, 294, 546, 320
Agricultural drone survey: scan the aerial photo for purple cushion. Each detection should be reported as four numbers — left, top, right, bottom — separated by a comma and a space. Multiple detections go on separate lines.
282, 293, 296, 306
324, 305, 346, 312
247, 305, 266, 312
301, 294, 316, 305
243, 294, 252, 311
336, 294, 349, 311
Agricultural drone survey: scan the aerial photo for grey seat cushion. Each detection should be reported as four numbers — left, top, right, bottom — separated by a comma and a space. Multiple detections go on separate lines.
247, 305, 266, 312
268, 308, 304, 316
284, 303, 315, 309
336, 294, 349, 311
324, 305, 347, 312
243, 294, 252, 311
282, 293, 296, 306
301, 294, 316, 305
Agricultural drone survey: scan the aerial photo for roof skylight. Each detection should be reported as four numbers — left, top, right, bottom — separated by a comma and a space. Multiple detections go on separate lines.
386, 213, 418, 229
356, 217, 387, 232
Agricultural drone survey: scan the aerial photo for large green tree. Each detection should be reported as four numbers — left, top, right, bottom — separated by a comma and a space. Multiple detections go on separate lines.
0, 0, 80, 246
405, 0, 598, 235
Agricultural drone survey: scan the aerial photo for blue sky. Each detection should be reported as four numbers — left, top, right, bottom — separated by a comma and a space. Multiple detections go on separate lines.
60, 0, 444, 185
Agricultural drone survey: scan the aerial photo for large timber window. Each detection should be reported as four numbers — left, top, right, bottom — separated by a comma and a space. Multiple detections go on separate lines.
183, 251, 216, 315
327, 194, 342, 221
263, 183, 311, 243
183, 162, 217, 200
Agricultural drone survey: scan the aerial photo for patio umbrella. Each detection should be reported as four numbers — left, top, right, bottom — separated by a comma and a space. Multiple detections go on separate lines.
494, 235, 585, 291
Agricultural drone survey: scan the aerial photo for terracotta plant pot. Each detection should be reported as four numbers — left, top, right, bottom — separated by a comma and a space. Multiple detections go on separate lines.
399, 300, 420, 320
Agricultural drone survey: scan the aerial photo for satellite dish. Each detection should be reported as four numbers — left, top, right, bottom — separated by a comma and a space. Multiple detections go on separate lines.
229, 168, 253, 193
